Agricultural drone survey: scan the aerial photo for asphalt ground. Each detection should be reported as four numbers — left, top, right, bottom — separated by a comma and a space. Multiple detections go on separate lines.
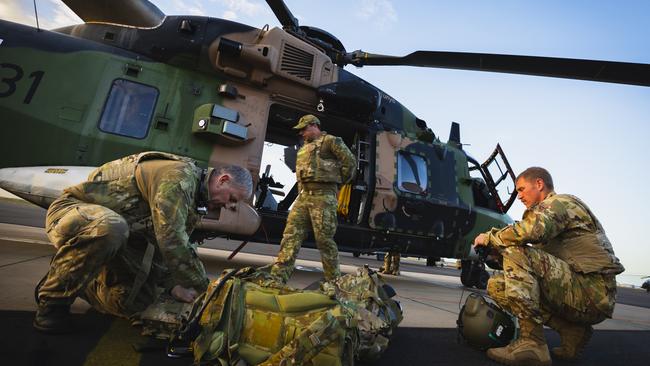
2, 309, 648, 366
1, 198, 648, 309
1, 199, 650, 365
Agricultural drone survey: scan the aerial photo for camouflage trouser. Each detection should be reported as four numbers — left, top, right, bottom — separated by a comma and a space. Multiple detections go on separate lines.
40, 194, 159, 318
271, 191, 340, 283
381, 251, 400, 275
488, 246, 617, 325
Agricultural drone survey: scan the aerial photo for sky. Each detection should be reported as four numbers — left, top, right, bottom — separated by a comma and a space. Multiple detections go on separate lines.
2, 0, 649, 278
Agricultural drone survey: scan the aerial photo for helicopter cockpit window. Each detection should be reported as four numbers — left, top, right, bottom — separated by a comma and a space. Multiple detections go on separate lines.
98, 79, 158, 139
397, 152, 427, 194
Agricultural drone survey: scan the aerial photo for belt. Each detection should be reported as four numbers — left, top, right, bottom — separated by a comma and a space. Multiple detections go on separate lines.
300, 182, 337, 195
301, 189, 336, 195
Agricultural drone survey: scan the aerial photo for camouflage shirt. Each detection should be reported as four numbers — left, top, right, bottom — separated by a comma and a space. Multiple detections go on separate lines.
296, 132, 356, 185
485, 192, 624, 275
65, 152, 209, 290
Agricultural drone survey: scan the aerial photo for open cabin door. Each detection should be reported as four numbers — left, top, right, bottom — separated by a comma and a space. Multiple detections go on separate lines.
472, 144, 517, 213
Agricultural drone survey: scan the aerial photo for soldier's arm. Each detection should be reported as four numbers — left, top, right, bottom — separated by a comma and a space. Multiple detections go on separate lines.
149, 167, 209, 291
486, 199, 569, 248
329, 136, 356, 183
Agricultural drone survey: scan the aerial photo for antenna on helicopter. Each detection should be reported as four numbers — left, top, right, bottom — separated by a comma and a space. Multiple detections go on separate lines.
32, 0, 41, 32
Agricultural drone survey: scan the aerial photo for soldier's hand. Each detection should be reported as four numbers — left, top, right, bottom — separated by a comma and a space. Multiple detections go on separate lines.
473, 233, 488, 247
171, 285, 198, 303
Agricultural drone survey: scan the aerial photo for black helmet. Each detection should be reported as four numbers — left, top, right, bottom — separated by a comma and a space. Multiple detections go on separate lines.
457, 292, 516, 350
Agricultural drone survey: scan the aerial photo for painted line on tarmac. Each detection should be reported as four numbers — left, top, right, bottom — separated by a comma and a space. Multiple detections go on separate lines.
0, 254, 52, 269
0, 235, 50, 245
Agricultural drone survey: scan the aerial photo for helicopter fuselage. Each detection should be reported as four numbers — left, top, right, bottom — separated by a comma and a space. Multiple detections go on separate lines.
0, 15, 513, 264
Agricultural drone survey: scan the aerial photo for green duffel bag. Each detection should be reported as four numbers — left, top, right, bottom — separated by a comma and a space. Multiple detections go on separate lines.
141, 266, 402, 365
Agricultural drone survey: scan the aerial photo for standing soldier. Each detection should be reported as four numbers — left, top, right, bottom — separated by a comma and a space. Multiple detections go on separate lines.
270, 115, 356, 290
34, 152, 253, 333
473, 167, 624, 365
380, 251, 401, 275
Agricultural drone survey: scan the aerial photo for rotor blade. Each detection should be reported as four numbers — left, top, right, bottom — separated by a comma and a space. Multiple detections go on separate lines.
265, 0, 299, 32
345, 50, 650, 87
62, 0, 165, 28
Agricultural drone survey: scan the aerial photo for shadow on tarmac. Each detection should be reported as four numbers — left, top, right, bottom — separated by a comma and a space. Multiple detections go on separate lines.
1, 310, 649, 366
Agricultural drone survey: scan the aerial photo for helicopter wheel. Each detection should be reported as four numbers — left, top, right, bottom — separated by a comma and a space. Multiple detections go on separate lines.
426, 257, 439, 267
475, 269, 490, 290
460, 260, 473, 287
460, 260, 490, 289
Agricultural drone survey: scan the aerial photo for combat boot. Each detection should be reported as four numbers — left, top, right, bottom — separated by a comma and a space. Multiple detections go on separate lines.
33, 301, 74, 334
487, 318, 551, 366
547, 316, 593, 360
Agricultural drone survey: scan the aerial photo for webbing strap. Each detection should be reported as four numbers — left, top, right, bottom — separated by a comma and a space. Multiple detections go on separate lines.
260, 312, 342, 366
226, 280, 245, 361
125, 242, 155, 307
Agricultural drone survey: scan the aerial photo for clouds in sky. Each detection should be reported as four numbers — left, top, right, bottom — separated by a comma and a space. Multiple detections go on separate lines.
1, 0, 80, 29
45, 0, 81, 28
0, 0, 35, 26
356, 0, 397, 29
213, 0, 265, 21
171, 0, 206, 16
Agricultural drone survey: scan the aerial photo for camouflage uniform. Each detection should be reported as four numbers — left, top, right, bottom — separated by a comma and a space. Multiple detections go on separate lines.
483, 192, 624, 326
39, 152, 209, 318
380, 251, 401, 275
271, 124, 355, 284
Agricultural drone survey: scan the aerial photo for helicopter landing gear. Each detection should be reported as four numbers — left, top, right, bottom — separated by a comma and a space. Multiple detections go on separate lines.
426, 256, 440, 267
460, 260, 490, 290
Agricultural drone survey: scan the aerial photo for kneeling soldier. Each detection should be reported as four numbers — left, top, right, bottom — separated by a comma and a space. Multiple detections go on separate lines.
474, 167, 624, 365
34, 152, 252, 333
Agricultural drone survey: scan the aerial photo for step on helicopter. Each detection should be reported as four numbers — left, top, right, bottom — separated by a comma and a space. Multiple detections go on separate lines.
1, 0, 649, 289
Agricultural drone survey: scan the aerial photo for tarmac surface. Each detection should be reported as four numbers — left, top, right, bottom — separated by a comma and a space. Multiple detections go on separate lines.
1, 199, 649, 365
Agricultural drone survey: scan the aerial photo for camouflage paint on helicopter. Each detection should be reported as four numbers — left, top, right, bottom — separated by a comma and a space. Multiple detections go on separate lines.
369, 129, 512, 259
0, 15, 341, 177
1, 18, 223, 168
0, 1, 519, 286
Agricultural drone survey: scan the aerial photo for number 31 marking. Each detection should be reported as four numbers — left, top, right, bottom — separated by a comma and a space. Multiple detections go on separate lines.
0, 63, 45, 104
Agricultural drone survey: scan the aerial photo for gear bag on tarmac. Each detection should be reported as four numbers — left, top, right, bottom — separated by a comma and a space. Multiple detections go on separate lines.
143, 266, 402, 365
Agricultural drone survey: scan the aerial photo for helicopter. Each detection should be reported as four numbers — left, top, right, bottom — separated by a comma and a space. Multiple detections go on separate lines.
1, 0, 649, 289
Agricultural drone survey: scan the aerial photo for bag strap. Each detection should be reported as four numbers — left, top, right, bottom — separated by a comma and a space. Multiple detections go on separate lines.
259, 312, 344, 366
125, 241, 156, 307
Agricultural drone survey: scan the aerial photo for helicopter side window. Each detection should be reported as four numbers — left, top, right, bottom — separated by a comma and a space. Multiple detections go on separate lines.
397, 152, 427, 194
98, 79, 158, 139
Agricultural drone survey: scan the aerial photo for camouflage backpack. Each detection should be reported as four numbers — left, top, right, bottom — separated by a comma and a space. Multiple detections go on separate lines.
175, 266, 402, 366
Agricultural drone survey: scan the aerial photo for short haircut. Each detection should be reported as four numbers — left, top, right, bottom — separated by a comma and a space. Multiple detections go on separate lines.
516, 167, 554, 190
210, 164, 253, 198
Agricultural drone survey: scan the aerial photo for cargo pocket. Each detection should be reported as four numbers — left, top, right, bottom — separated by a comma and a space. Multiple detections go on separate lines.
48, 205, 108, 248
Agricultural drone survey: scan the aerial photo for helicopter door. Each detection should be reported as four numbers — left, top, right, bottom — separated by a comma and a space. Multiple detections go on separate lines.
477, 144, 517, 213
368, 131, 402, 230
368, 130, 472, 241
368, 131, 458, 231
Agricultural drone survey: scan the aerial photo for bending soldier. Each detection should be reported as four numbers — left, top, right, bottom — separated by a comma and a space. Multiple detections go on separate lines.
474, 167, 624, 365
270, 115, 356, 289
34, 152, 253, 333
